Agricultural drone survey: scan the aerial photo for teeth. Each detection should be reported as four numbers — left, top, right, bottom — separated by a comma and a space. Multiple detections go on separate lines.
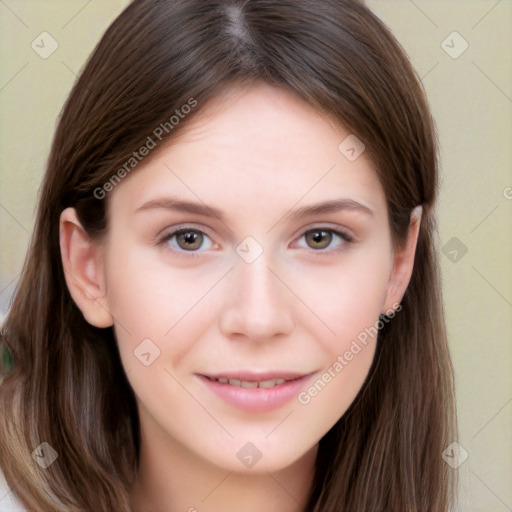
240, 380, 258, 389
217, 377, 288, 388
259, 378, 286, 388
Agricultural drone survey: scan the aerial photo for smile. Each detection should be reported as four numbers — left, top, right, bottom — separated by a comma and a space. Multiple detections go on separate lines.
198, 372, 315, 413
209, 376, 291, 388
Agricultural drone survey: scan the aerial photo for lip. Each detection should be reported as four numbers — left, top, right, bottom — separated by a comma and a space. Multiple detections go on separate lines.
197, 371, 315, 413
204, 370, 309, 382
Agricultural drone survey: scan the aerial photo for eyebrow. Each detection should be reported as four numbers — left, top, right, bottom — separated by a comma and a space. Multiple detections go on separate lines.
287, 198, 374, 220
136, 197, 225, 220
135, 197, 374, 221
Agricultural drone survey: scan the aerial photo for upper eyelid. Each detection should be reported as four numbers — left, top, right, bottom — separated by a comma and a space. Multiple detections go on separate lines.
159, 227, 214, 256
157, 224, 353, 254
158, 223, 214, 239
292, 227, 353, 247
291, 223, 355, 243
158, 223, 353, 239
155, 226, 215, 256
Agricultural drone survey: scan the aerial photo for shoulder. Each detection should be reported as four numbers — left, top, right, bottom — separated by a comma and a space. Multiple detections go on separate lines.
0, 471, 29, 512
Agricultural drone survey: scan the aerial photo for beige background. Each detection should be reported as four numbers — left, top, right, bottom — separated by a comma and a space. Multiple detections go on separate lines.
0, 1, 510, 511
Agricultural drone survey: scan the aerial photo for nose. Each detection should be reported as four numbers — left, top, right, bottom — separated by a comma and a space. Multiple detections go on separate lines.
218, 256, 295, 343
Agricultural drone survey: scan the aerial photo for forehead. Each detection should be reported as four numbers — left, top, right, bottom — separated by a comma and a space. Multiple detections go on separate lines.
108, 84, 386, 218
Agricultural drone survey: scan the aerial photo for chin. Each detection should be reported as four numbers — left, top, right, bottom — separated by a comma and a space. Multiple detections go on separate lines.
204, 439, 317, 475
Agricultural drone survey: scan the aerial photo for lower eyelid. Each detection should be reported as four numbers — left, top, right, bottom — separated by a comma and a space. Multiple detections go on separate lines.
301, 229, 353, 244
158, 227, 352, 255
160, 229, 213, 251
286, 231, 353, 255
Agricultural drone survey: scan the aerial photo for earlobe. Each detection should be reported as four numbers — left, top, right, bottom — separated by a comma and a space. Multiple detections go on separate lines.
381, 206, 423, 314
59, 207, 114, 328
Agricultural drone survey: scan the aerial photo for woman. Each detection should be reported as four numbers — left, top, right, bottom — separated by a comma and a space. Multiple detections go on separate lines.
0, 0, 458, 510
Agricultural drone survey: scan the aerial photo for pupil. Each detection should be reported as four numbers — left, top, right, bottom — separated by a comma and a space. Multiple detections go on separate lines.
308, 230, 331, 249
178, 231, 202, 250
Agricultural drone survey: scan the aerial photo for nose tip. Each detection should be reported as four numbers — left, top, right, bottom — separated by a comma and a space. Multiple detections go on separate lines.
218, 260, 295, 342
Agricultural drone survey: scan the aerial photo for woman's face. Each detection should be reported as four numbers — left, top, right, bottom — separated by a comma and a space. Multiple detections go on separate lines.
84, 84, 405, 473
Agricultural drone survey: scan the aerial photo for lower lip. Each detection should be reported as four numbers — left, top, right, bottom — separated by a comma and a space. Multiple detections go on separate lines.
197, 374, 313, 413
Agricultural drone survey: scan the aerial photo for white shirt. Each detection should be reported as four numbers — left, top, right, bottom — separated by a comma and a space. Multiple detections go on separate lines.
0, 472, 27, 512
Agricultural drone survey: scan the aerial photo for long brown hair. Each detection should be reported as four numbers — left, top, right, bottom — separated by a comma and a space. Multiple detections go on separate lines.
0, 0, 458, 510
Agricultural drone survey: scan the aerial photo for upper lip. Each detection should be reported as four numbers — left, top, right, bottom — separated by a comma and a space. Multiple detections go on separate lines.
200, 371, 312, 382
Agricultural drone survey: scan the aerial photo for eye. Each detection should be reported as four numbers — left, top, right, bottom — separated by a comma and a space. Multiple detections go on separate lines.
297, 228, 353, 251
160, 228, 213, 252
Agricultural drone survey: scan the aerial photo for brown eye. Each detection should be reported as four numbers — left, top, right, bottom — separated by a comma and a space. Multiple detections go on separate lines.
160, 227, 214, 256
176, 230, 204, 251
304, 229, 333, 249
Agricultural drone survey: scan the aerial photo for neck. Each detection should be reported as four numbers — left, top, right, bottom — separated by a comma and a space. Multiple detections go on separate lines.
130, 420, 317, 512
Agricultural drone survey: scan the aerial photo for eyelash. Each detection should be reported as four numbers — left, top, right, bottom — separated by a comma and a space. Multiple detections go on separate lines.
297, 228, 354, 255
157, 225, 354, 258
158, 226, 214, 260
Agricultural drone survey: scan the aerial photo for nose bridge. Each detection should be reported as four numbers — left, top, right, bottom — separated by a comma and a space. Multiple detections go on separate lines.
235, 253, 284, 317
219, 251, 295, 341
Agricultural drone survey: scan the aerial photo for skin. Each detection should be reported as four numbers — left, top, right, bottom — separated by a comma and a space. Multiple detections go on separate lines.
60, 83, 421, 512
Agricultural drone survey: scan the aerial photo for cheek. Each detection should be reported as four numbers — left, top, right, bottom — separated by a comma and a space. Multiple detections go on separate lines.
295, 344, 376, 433
289, 248, 391, 412
104, 256, 219, 415
293, 270, 386, 425
103, 242, 226, 369
292, 248, 391, 350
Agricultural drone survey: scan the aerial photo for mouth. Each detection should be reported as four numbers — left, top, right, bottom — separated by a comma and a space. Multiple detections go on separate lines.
197, 371, 315, 413
204, 375, 300, 389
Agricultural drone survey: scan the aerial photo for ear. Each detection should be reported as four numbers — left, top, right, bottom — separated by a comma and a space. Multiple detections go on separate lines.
381, 206, 423, 314
59, 207, 114, 328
